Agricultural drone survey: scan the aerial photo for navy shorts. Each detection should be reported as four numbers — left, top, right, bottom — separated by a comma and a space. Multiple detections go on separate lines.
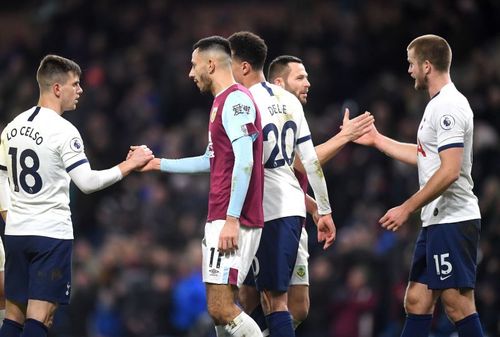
4, 235, 73, 304
409, 219, 480, 290
248, 216, 302, 292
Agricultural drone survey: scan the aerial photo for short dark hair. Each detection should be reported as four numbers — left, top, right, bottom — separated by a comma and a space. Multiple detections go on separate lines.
36, 54, 81, 91
407, 34, 452, 72
267, 55, 303, 82
228, 31, 267, 71
192, 36, 231, 56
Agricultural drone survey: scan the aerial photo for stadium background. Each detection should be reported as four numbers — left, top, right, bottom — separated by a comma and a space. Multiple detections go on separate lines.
1, 0, 500, 336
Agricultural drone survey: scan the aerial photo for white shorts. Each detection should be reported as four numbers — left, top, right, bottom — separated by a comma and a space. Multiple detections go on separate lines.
290, 226, 309, 286
202, 220, 262, 288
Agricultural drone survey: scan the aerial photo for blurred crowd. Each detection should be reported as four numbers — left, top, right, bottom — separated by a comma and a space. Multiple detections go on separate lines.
1, 0, 500, 336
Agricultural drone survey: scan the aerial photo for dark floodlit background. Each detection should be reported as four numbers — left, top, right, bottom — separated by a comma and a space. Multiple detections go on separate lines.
1, 1, 499, 337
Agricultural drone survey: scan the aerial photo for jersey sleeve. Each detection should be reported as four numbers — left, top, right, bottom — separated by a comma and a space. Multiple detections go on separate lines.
432, 102, 467, 152
222, 91, 258, 142
0, 131, 6, 169
58, 125, 89, 173
0, 133, 11, 211
292, 98, 332, 215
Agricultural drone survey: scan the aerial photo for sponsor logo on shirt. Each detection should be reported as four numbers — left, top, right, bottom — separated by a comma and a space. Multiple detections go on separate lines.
233, 103, 251, 116
70, 137, 83, 152
440, 115, 455, 130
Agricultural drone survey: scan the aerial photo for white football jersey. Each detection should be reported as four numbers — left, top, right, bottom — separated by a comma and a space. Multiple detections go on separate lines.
0, 106, 88, 239
416, 83, 481, 227
250, 82, 330, 221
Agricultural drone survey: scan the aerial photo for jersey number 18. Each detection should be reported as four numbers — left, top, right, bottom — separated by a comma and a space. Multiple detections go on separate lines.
8, 147, 42, 194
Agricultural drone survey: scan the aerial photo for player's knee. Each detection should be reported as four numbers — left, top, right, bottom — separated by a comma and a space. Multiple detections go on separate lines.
261, 290, 288, 314
441, 291, 476, 322
206, 301, 235, 325
404, 290, 423, 313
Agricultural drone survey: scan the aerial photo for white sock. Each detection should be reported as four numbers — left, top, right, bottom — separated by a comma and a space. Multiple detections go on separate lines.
0, 309, 5, 326
262, 328, 270, 336
292, 318, 302, 330
218, 311, 263, 337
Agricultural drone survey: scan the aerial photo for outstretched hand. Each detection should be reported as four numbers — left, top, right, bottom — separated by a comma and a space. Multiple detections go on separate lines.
316, 213, 336, 250
126, 145, 154, 170
127, 145, 160, 172
352, 113, 380, 147
340, 108, 375, 142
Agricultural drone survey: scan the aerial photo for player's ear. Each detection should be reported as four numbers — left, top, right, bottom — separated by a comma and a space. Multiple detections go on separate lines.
53, 83, 62, 98
273, 77, 285, 88
242, 61, 251, 76
208, 59, 216, 74
423, 60, 432, 74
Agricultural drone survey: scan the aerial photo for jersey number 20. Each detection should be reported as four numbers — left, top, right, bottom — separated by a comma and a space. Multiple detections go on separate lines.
8, 147, 42, 194
263, 121, 297, 169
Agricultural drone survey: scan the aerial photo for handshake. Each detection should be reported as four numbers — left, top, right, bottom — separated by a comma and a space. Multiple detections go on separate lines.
125, 145, 161, 172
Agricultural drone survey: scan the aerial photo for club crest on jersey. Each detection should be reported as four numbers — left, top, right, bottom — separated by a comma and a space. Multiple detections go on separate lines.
70, 138, 83, 153
440, 115, 455, 130
210, 107, 218, 123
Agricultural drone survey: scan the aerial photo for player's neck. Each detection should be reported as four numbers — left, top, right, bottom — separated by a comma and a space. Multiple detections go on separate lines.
428, 73, 451, 99
245, 71, 266, 88
211, 71, 237, 96
37, 95, 63, 115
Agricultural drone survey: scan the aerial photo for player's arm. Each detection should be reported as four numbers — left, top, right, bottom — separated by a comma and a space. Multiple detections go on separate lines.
0, 170, 10, 222
380, 147, 462, 231
316, 109, 374, 165
294, 109, 374, 173
295, 115, 331, 215
355, 122, 417, 166
219, 91, 259, 253
126, 147, 211, 174
68, 146, 154, 194
0, 137, 10, 221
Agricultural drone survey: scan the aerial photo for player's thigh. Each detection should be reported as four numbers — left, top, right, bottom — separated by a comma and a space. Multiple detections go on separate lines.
425, 220, 480, 290
255, 217, 302, 293
202, 220, 261, 288
6, 235, 73, 306
290, 227, 309, 287
440, 288, 476, 322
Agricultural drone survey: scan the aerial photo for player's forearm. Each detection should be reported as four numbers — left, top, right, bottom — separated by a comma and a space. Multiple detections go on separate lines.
375, 135, 417, 166
69, 163, 123, 194
315, 132, 350, 166
403, 148, 461, 213
160, 155, 210, 173
227, 136, 254, 218
403, 165, 459, 213
305, 194, 318, 216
